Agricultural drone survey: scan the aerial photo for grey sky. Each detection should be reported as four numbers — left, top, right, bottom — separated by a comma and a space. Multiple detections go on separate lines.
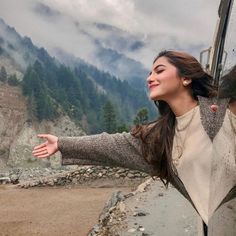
0, 0, 221, 68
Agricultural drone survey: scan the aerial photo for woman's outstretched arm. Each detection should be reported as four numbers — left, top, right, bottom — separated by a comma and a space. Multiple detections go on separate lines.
32, 132, 155, 174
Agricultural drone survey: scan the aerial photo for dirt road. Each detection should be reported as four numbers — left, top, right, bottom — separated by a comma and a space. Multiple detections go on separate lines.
0, 185, 132, 236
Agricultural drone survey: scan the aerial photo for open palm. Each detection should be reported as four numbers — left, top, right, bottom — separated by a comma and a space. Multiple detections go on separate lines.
32, 134, 59, 158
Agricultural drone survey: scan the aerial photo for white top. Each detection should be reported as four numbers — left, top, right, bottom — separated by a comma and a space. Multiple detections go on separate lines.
172, 106, 236, 224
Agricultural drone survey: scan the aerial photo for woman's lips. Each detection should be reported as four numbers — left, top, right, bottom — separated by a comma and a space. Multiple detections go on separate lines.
148, 84, 159, 90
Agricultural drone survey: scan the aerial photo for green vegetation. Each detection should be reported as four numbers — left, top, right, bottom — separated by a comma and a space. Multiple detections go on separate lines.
20, 58, 156, 133
0, 66, 20, 86
0, 20, 157, 133
0, 66, 7, 82
133, 107, 149, 125
22, 65, 58, 120
7, 74, 19, 86
101, 100, 117, 133
19, 53, 156, 133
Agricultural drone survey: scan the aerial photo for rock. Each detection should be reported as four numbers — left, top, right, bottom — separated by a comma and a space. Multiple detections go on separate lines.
138, 226, 145, 232
93, 225, 100, 233
127, 173, 135, 178
117, 169, 126, 174
133, 211, 148, 217
135, 178, 152, 193
29, 182, 35, 187
48, 180, 54, 186
10, 174, 19, 184
118, 202, 126, 213
98, 173, 103, 177
119, 173, 126, 177
128, 228, 137, 233
115, 173, 120, 178
134, 174, 141, 178
86, 168, 93, 174
125, 193, 134, 198
0, 177, 10, 184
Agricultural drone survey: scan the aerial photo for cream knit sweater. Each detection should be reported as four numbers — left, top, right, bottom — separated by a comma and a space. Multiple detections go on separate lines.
173, 106, 236, 224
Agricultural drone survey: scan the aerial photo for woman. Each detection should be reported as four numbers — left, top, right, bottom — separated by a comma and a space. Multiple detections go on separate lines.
32, 50, 236, 236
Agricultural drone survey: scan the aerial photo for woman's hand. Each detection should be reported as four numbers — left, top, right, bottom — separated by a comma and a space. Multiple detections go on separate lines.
229, 100, 236, 115
32, 134, 59, 158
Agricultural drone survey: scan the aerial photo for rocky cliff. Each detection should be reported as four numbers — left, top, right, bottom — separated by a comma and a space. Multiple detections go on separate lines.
0, 82, 85, 169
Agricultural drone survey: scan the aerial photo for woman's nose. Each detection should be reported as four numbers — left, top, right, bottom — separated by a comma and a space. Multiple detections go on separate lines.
147, 73, 154, 83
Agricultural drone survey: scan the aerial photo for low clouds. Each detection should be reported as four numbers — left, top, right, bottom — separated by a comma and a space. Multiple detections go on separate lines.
34, 2, 61, 19
0, 0, 221, 69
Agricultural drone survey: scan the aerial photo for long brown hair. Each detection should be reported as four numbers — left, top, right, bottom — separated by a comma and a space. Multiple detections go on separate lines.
219, 65, 236, 102
131, 50, 216, 185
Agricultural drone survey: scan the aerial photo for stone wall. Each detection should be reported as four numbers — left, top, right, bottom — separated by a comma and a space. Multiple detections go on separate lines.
16, 166, 149, 188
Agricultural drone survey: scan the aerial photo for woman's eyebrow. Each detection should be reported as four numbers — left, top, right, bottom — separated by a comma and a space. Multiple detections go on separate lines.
149, 64, 166, 75
153, 64, 166, 71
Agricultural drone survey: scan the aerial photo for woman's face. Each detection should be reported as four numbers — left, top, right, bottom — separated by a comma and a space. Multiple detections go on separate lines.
147, 56, 185, 102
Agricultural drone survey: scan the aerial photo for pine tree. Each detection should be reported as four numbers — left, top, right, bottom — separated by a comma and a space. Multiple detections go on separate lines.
28, 91, 37, 119
133, 107, 149, 125
8, 74, 19, 86
0, 66, 7, 82
116, 123, 129, 133
102, 100, 117, 133
22, 66, 57, 121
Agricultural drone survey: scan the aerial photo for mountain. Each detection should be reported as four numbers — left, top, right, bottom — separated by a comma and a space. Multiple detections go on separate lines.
0, 18, 158, 168
31, 2, 150, 88
0, 18, 157, 134
0, 18, 55, 78
92, 22, 148, 85
0, 82, 85, 169
0, 18, 87, 168
76, 21, 149, 89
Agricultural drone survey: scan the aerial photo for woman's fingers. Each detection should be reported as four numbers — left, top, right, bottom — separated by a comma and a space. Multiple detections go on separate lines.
32, 149, 48, 156
33, 142, 47, 151
37, 134, 50, 139
33, 134, 50, 151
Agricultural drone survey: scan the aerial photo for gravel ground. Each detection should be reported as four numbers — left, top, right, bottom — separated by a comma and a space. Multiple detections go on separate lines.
0, 185, 132, 236
123, 180, 199, 236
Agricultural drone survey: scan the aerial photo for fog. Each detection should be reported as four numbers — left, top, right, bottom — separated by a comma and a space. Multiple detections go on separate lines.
0, 0, 221, 69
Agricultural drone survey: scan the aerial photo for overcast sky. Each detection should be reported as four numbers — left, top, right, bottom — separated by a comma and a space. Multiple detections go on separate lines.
0, 0, 221, 68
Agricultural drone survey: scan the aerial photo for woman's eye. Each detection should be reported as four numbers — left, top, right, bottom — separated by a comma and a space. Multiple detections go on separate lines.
156, 70, 164, 74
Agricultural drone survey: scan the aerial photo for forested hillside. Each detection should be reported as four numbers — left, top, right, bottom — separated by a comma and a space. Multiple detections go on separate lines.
0, 18, 157, 134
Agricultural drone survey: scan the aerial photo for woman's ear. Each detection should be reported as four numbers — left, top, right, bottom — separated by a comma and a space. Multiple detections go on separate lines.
182, 78, 192, 86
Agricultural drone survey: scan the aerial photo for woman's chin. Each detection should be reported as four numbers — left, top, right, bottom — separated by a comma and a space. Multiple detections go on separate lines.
149, 94, 162, 101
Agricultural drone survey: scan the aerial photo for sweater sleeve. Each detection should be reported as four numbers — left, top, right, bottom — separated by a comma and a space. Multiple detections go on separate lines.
58, 132, 155, 174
